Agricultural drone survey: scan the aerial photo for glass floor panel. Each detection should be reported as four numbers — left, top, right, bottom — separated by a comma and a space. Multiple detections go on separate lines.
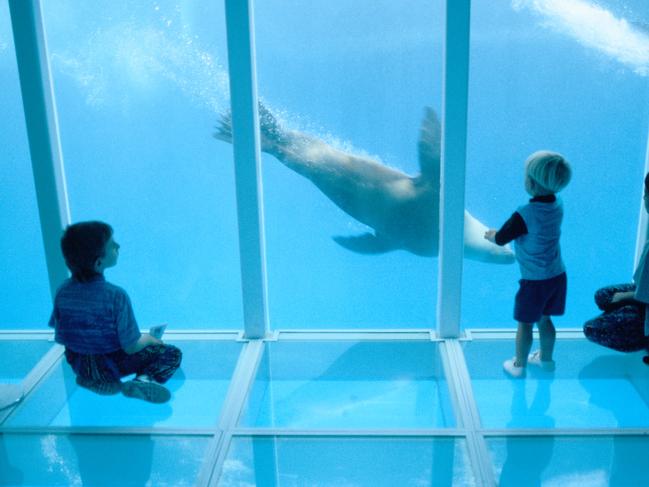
240, 341, 455, 428
3, 340, 242, 428
487, 435, 649, 487
218, 436, 476, 486
463, 339, 649, 428
0, 433, 209, 486
0, 339, 54, 383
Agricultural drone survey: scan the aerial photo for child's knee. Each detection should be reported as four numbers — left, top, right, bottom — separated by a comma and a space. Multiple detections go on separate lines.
164, 344, 182, 368
594, 288, 613, 310
538, 315, 555, 329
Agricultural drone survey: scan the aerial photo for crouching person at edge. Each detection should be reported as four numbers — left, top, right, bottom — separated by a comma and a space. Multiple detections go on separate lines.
49, 221, 182, 403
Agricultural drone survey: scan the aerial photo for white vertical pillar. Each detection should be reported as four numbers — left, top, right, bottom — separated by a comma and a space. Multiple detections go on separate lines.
437, 0, 471, 338
223, 0, 269, 338
9, 0, 70, 298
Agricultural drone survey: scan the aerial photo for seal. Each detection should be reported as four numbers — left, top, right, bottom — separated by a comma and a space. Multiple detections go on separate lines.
214, 103, 514, 264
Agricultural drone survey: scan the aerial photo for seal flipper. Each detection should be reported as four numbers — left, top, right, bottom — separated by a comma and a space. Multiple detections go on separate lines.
417, 107, 441, 181
333, 233, 397, 254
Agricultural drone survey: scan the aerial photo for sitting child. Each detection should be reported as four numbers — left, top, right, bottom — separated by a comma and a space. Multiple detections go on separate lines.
583, 172, 649, 362
49, 221, 182, 403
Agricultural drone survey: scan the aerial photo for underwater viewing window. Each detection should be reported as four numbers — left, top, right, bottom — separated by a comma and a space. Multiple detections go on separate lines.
4, 1, 649, 335
38, 1, 244, 330
253, 0, 445, 329
0, 1, 51, 329
462, 0, 649, 328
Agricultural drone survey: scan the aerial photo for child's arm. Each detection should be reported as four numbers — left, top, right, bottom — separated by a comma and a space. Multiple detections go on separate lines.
123, 333, 163, 355
484, 212, 527, 246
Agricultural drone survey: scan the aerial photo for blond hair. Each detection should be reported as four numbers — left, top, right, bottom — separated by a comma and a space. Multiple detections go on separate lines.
525, 150, 571, 196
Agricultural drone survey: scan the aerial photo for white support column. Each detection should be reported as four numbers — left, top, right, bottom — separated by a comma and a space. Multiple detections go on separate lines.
634, 125, 649, 268
436, 0, 471, 338
9, 0, 70, 298
223, 0, 269, 339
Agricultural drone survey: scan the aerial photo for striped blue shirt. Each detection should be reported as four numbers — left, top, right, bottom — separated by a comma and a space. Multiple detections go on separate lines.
49, 275, 141, 354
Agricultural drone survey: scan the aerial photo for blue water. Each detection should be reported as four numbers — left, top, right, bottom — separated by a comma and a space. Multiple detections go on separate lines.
240, 341, 455, 429
3, 0, 649, 330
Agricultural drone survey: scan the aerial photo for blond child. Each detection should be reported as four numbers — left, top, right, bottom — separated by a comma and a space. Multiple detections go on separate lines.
485, 151, 572, 378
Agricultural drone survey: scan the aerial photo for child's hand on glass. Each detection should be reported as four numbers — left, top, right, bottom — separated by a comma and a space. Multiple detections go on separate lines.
484, 229, 496, 243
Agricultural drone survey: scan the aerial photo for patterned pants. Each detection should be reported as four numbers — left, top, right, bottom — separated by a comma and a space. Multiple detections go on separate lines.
65, 344, 182, 385
583, 284, 649, 352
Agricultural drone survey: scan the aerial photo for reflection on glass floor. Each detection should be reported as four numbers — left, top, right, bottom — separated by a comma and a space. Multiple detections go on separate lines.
2, 334, 649, 486
0, 340, 54, 383
488, 436, 649, 487
0, 339, 55, 410
0, 433, 209, 486
219, 436, 476, 487
464, 339, 649, 428
4, 340, 242, 428
240, 341, 455, 428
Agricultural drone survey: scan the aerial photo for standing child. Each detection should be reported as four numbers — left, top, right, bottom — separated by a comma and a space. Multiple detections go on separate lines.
485, 151, 572, 378
49, 221, 182, 402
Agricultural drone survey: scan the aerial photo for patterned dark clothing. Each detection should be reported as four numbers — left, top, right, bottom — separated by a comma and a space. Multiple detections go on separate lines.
583, 284, 649, 352
50, 274, 182, 391
49, 275, 140, 354
65, 344, 182, 385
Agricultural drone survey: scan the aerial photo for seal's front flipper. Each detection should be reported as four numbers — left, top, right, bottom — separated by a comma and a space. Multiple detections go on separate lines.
333, 233, 396, 254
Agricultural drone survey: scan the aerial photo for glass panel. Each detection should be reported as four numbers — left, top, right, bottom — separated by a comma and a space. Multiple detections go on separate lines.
240, 341, 455, 428
0, 2, 52, 329
0, 340, 54, 383
488, 435, 649, 487
251, 0, 444, 328
464, 339, 649, 428
0, 433, 209, 486
463, 0, 649, 328
218, 436, 476, 487
41, 1, 242, 329
5, 340, 242, 428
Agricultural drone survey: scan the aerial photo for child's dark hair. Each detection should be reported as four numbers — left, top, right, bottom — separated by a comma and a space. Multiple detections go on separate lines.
61, 221, 113, 282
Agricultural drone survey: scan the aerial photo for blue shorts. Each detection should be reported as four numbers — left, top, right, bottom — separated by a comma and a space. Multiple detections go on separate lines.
514, 272, 567, 323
